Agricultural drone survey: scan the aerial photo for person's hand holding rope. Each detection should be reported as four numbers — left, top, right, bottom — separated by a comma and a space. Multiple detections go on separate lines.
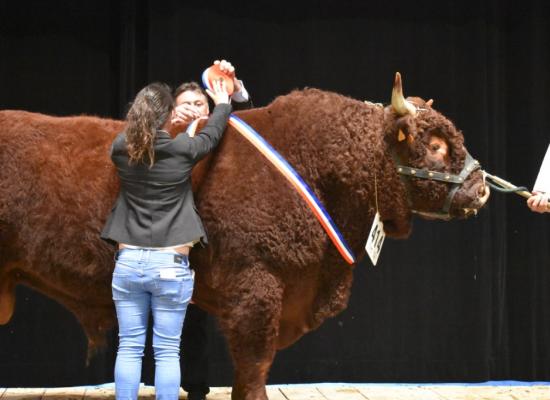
527, 191, 550, 213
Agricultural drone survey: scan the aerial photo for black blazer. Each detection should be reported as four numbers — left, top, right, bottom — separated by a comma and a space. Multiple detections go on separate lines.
101, 103, 232, 247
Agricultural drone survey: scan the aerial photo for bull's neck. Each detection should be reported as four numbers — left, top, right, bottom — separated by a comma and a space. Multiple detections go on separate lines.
269, 104, 407, 256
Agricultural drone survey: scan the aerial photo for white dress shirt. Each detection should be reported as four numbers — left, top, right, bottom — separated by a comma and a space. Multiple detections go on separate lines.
231, 80, 249, 103
533, 144, 550, 193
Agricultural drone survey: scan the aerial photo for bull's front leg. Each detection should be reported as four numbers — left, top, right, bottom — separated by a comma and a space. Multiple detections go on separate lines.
218, 264, 284, 400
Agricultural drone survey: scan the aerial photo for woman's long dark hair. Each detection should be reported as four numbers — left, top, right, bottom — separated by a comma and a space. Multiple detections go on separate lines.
125, 82, 173, 167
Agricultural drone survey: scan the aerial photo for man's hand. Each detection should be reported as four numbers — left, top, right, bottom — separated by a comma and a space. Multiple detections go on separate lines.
527, 191, 549, 213
214, 59, 242, 92
171, 103, 202, 130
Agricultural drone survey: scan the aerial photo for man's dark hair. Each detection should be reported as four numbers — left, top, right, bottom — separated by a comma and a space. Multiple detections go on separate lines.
174, 81, 207, 99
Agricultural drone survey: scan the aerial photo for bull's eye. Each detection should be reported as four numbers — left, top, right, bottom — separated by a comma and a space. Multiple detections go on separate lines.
428, 136, 448, 157
426, 136, 450, 167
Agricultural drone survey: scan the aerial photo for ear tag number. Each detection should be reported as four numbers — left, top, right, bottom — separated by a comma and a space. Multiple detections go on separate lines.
365, 211, 386, 266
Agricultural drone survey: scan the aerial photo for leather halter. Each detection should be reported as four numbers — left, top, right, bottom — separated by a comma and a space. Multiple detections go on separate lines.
396, 152, 481, 220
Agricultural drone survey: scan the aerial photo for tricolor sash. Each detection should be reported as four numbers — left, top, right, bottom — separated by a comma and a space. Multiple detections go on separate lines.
186, 114, 356, 265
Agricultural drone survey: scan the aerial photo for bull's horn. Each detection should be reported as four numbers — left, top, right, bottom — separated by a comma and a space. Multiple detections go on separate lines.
391, 72, 417, 117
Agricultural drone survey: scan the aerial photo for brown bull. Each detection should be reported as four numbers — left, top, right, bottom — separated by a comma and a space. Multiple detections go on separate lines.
0, 74, 489, 400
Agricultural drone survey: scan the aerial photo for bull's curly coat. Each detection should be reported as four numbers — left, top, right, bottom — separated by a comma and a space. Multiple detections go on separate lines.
0, 86, 487, 400
0, 112, 123, 341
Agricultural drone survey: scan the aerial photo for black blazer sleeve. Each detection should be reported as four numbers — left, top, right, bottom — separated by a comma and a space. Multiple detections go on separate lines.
174, 103, 232, 161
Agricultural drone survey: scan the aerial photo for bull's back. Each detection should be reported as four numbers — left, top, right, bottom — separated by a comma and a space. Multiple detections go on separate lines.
0, 110, 123, 259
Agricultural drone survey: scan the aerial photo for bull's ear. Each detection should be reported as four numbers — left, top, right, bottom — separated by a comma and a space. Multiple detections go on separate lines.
394, 116, 416, 144
397, 129, 415, 143
397, 129, 414, 144
398, 129, 406, 142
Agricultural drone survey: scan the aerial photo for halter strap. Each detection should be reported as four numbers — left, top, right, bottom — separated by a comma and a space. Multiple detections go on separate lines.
396, 152, 480, 219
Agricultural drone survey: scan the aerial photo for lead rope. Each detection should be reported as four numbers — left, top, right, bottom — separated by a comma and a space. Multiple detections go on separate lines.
484, 172, 550, 210
484, 173, 529, 194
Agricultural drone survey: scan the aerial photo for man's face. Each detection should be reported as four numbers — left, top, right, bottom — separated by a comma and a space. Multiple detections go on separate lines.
175, 90, 209, 117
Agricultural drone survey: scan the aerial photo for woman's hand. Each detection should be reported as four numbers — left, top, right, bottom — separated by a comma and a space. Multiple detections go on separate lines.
206, 78, 230, 105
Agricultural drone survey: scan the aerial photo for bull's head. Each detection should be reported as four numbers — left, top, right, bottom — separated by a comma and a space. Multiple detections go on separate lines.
385, 72, 490, 219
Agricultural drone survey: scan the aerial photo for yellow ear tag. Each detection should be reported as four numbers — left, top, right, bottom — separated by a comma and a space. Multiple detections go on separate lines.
397, 129, 406, 142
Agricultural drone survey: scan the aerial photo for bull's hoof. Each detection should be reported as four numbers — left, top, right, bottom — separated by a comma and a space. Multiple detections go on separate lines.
231, 388, 268, 400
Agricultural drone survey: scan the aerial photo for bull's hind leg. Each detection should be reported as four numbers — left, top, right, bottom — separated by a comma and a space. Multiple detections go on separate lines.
218, 265, 283, 400
0, 224, 17, 324
0, 269, 16, 324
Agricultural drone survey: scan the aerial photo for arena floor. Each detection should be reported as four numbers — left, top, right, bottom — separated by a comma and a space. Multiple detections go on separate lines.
1, 382, 550, 399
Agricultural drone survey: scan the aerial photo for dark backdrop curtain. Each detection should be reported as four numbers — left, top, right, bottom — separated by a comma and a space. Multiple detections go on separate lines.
0, 0, 549, 387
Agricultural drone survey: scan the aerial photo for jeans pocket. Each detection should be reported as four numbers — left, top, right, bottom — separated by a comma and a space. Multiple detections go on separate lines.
155, 266, 194, 305
112, 273, 132, 300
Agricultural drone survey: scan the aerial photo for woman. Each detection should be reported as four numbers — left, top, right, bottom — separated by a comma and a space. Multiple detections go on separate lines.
101, 80, 231, 400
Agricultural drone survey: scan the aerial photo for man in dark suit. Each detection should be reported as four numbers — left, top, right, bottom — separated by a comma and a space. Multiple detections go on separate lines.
171, 60, 252, 400
172, 60, 252, 129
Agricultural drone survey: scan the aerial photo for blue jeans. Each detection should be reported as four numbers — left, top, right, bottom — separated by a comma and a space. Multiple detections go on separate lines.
112, 248, 194, 400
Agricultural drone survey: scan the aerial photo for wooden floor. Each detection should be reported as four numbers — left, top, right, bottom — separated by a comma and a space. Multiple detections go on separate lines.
1, 383, 550, 399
